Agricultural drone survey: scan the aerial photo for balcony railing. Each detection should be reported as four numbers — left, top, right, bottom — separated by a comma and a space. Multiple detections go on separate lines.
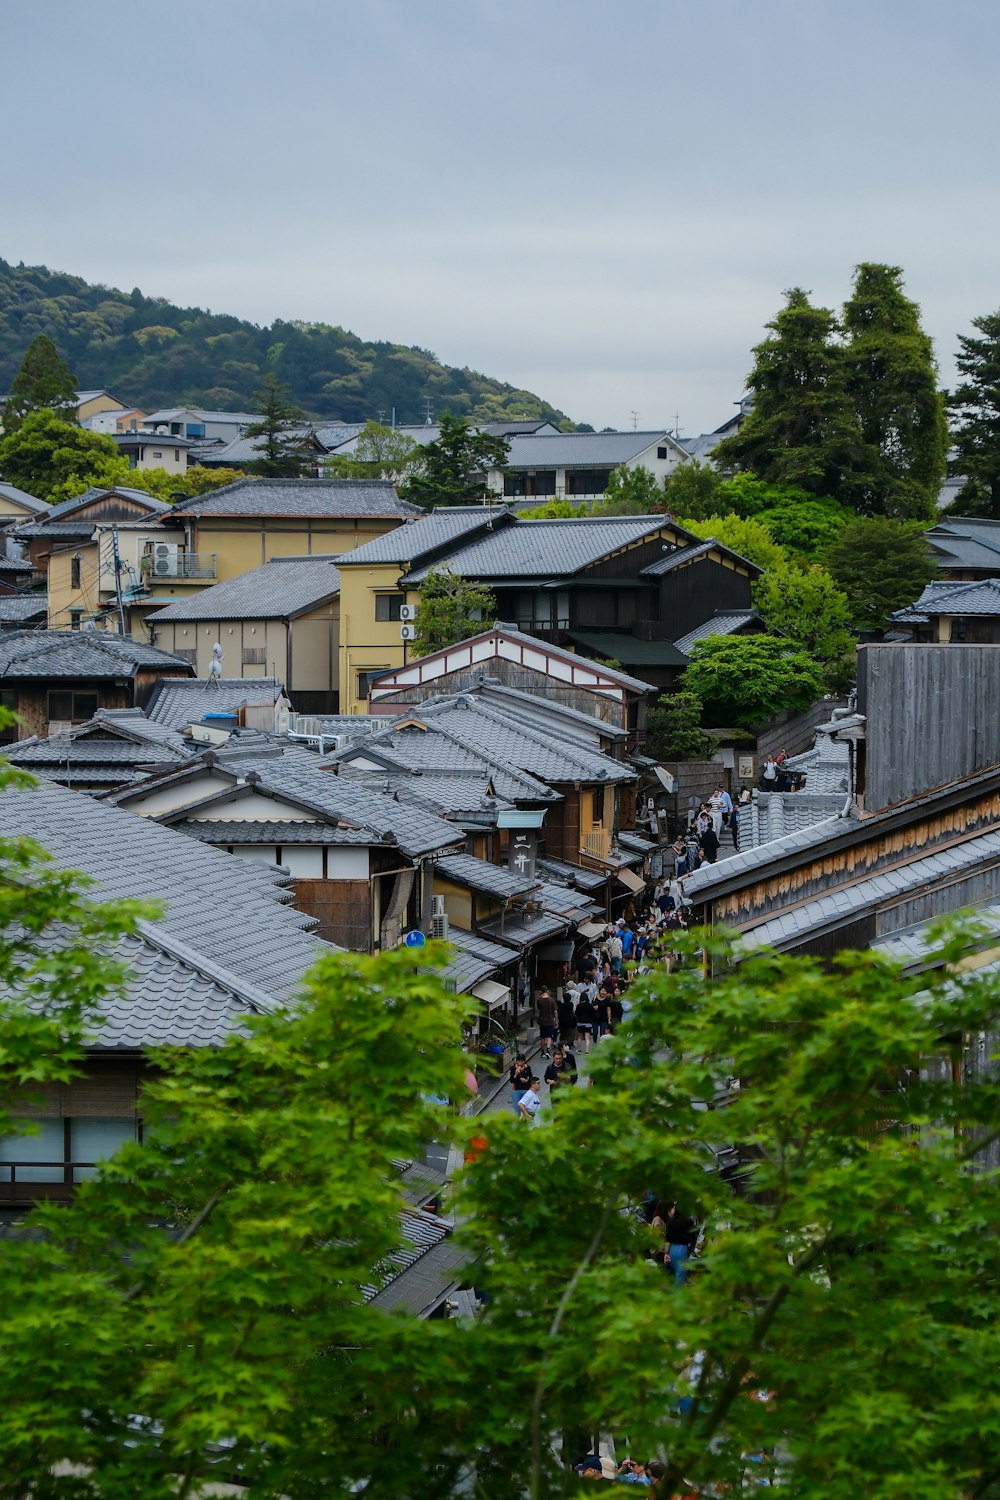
580, 826, 612, 863
0, 1159, 98, 1203
144, 552, 217, 581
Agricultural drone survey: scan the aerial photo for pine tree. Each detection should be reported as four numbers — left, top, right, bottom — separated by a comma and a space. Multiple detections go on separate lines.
403, 413, 509, 509
242, 375, 313, 478
712, 288, 863, 496
2, 335, 78, 433
948, 309, 1000, 516
841, 263, 947, 519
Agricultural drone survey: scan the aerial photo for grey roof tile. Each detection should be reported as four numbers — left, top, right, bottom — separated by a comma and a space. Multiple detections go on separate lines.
43, 486, 171, 521
0, 778, 333, 1033
0, 630, 193, 680
477, 910, 571, 950
0, 482, 47, 516
893, 577, 1000, 620
673, 611, 762, 655
406, 515, 676, 583
640, 538, 761, 579
147, 557, 340, 623
0, 594, 47, 624
334, 507, 509, 567
143, 677, 285, 727
169, 477, 419, 520
566, 630, 691, 668
503, 430, 679, 468
434, 853, 540, 899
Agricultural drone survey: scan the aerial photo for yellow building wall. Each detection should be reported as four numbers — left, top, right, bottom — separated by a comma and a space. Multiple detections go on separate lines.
337, 562, 419, 714
148, 602, 339, 693
77, 393, 127, 423
47, 543, 100, 629
185, 519, 404, 582
0, 496, 42, 522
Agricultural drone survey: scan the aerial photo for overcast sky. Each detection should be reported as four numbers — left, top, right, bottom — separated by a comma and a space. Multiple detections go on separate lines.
4, 1, 998, 433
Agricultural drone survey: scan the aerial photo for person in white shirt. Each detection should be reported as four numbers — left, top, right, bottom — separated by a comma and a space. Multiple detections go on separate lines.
518, 1077, 543, 1122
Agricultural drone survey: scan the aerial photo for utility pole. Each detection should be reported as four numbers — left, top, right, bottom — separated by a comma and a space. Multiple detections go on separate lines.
111, 526, 126, 636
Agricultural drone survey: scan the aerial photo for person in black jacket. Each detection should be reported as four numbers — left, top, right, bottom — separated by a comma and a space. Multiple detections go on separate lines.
509, 1054, 535, 1117
574, 992, 596, 1053
557, 987, 578, 1048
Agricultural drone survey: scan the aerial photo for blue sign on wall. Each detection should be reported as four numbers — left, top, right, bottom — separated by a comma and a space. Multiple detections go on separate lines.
404, 930, 427, 948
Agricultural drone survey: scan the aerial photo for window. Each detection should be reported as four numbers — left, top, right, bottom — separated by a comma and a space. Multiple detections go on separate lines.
174, 448, 181, 463
375, 594, 403, 622
47, 689, 99, 724
503, 471, 557, 498
657, 446, 668, 460
565, 468, 613, 495
71, 554, 81, 589
242, 646, 267, 665
357, 668, 388, 699
0, 688, 17, 745
152, 450, 163, 460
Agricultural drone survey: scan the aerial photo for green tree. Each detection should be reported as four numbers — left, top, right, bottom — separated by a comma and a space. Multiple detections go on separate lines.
518, 498, 588, 519
2, 334, 78, 433
242, 374, 313, 477
683, 633, 826, 728
403, 413, 510, 509
595, 463, 663, 514
0, 408, 119, 501
842, 263, 948, 519
410, 566, 497, 656
713, 287, 864, 495
948, 309, 1000, 517
47, 457, 251, 507
682, 515, 855, 688
324, 419, 421, 487
3, 819, 1000, 1498
753, 493, 849, 561
824, 515, 937, 632
644, 689, 713, 760
662, 460, 726, 519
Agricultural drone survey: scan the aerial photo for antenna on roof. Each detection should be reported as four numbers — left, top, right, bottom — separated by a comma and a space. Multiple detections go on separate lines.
207, 641, 223, 684
631, 410, 639, 431
424, 398, 433, 427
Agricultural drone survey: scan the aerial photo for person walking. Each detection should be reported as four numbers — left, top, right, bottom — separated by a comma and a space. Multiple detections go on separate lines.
664, 1203, 698, 1285
557, 985, 577, 1048
535, 985, 558, 1059
518, 1076, 543, 1123
729, 802, 741, 852
575, 990, 596, 1053
544, 1045, 578, 1095
509, 1054, 535, 1117
699, 823, 720, 865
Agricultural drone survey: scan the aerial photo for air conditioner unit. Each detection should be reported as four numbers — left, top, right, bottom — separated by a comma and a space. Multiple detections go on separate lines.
431, 895, 446, 917
430, 912, 450, 940
399, 623, 416, 641
399, 603, 418, 622
152, 542, 179, 576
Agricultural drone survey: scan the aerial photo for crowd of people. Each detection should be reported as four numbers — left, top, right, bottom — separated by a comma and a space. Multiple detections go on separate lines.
671, 784, 749, 870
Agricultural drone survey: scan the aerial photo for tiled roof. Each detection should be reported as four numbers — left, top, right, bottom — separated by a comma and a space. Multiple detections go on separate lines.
43, 486, 171, 521
146, 557, 340, 623
433, 853, 540, 899
566, 630, 690, 668
740, 792, 848, 853
406, 515, 675, 583
0, 777, 331, 1034
364, 1207, 470, 1316
532, 880, 601, 919
535, 855, 608, 893
466, 681, 629, 741
168, 477, 419, 519
682, 814, 852, 897
783, 728, 852, 795
738, 827, 1000, 953
334, 507, 508, 567
312, 422, 367, 451
333, 733, 560, 804
368, 620, 656, 697
172, 819, 373, 847
0, 481, 47, 516
892, 578, 1000, 621
0, 559, 35, 573
143, 676, 285, 727
640, 538, 761, 579
673, 611, 763, 655
163, 751, 464, 861
476, 909, 571, 951
438, 926, 517, 992
0, 630, 193, 680
0, 594, 46, 624
926, 517, 1000, 572
503, 431, 678, 468
383, 696, 636, 785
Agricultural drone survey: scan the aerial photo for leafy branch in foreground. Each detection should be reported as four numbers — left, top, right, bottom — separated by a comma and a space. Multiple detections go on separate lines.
0, 915, 997, 1498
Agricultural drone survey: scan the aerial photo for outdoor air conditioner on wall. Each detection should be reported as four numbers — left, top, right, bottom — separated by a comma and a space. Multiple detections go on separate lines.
430, 911, 450, 940
431, 895, 446, 916
152, 542, 179, 576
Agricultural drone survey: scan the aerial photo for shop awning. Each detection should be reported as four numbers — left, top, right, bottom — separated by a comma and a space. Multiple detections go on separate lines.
471, 979, 511, 1009
536, 939, 575, 962
616, 867, 647, 894
578, 919, 607, 940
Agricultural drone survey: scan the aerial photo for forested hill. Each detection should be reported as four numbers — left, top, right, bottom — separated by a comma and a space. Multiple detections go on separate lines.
0, 259, 574, 427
